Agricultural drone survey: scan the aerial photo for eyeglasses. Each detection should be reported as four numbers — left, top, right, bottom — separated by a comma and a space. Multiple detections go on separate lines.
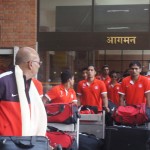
32, 61, 43, 66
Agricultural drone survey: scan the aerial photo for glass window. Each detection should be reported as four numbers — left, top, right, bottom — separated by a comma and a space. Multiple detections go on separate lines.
39, 0, 92, 32
95, 50, 105, 70
143, 50, 150, 60
38, 48, 150, 92
95, 50, 122, 72
106, 50, 122, 60
143, 50, 150, 73
122, 50, 143, 60
94, 0, 149, 32
122, 51, 142, 72
39, 0, 149, 32
38, 50, 93, 91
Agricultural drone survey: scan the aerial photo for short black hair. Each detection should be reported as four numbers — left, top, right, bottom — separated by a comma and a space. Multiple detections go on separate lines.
109, 70, 117, 77
129, 61, 141, 68
61, 70, 74, 84
101, 64, 109, 70
81, 67, 88, 72
88, 64, 96, 71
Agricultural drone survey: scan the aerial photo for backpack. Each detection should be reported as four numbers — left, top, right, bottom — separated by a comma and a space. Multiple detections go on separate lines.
112, 104, 148, 126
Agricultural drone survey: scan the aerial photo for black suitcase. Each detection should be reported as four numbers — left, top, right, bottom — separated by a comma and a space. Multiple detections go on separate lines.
0, 136, 51, 150
104, 126, 150, 150
79, 133, 104, 150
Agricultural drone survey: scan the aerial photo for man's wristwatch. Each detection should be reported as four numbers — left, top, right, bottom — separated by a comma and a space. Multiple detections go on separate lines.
103, 106, 110, 112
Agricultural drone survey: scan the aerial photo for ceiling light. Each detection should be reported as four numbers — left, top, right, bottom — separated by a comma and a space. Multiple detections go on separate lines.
107, 10, 130, 13
107, 27, 129, 30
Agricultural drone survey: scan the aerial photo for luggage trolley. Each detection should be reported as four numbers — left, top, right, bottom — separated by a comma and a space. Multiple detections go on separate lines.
46, 102, 80, 149
79, 111, 105, 139
48, 119, 80, 149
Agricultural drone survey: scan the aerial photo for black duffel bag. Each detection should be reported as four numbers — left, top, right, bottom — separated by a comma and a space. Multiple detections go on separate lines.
79, 133, 104, 150
0, 136, 51, 150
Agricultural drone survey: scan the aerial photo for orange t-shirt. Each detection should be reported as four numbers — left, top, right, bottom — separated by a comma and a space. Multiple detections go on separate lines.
77, 78, 107, 111
146, 75, 150, 81
77, 80, 86, 104
119, 75, 150, 105
45, 84, 77, 103
107, 83, 121, 106
32, 78, 43, 96
96, 75, 111, 87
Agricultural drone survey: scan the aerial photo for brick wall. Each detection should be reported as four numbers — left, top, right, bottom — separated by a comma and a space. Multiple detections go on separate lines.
0, 0, 37, 48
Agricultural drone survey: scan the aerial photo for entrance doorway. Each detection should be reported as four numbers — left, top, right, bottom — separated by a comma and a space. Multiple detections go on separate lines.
39, 49, 150, 92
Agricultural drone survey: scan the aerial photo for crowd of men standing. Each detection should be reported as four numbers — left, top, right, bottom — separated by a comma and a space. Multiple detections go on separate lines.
45, 60, 150, 116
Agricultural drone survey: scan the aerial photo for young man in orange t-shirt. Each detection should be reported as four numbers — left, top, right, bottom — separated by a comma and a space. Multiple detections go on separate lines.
77, 65, 109, 112
45, 70, 77, 103
81, 67, 88, 80
118, 61, 150, 107
96, 64, 111, 87
107, 71, 121, 106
